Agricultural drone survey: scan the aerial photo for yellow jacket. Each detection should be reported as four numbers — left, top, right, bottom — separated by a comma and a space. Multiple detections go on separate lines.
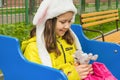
21, 36, 80, 80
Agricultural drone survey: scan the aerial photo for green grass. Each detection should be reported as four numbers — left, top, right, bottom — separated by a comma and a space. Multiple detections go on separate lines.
83, 21, 120, 39
0, 70, 2, 74
75, 14, 80, 24
0, 22, 33, 43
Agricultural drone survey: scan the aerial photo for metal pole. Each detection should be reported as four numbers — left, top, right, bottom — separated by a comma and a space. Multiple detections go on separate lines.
2, 0, 4, 5
95, 0, 100, 12
29, 0, 35, 14
108, 0, 112, 9
79, 0, 82, 14
81, 0, 85, 13
116, 0, 119, 9
25, 0, 29, 25
0, 0, 2, 7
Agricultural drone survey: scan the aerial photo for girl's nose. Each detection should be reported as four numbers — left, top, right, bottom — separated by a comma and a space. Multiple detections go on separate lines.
64, 23, 71, 29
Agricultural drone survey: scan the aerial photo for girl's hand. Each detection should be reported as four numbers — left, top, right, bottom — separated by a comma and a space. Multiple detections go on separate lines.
75, 64, 93, 79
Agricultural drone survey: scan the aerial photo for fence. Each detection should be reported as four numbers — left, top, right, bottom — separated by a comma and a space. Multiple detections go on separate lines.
78, 0, 120, 14
0, 0, 27, 26
0, 0, 41, 26
0, 0, 120, 26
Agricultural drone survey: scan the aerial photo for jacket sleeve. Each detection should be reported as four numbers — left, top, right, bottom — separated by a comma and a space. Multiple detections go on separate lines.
23, 42, 42, 64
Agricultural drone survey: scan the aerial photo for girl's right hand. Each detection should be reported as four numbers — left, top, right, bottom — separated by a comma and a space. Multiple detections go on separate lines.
75, 64, 93, 79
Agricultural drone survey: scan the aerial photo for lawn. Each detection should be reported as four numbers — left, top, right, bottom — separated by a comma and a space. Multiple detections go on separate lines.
83, 21, 120, 39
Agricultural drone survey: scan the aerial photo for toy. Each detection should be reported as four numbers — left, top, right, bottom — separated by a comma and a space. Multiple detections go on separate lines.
73, 50, 98, 64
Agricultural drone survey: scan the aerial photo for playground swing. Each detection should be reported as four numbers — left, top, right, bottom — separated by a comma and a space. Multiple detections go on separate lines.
0, 24, 120, 80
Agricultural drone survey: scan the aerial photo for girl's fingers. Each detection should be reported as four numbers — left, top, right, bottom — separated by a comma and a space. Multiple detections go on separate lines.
88, 64, 94, 74
76, 64, 90, 72
89, 71, 94, 74
75, 64, 94, 79
80, 75, 87, 79
79, 71, 89, 79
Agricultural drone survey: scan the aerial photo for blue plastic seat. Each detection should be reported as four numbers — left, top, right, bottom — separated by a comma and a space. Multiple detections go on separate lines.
0, 24, 120, 80
0, 35, 67, 80
71, 24, 120, 79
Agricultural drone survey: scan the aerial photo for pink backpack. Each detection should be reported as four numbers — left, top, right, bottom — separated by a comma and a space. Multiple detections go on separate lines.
84, 62, 117, 80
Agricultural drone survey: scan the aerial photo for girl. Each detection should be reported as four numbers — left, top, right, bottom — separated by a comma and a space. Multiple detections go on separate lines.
21, 0, 93, 80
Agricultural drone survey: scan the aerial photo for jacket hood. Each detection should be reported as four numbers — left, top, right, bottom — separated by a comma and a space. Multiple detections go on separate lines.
21, 37, 36, 52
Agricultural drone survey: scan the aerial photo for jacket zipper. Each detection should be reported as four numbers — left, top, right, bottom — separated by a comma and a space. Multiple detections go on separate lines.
57, 40, 66, 63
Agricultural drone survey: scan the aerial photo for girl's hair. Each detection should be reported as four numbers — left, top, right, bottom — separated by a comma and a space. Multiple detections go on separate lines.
30, 18, 74, 56
44, 17, 74, 56
30, 25, 36, 38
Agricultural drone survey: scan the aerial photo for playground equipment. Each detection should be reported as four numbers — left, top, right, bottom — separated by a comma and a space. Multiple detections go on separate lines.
71, 24, 120, 79
0, 24, 120, 80
0, 35, 67, 80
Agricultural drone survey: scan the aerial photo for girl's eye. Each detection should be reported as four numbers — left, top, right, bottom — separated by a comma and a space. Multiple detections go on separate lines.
68, 20, 72, 23
60, 21, 66, 24
59, 20, 72, 24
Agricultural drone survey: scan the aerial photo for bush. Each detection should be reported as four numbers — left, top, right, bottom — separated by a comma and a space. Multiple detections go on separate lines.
0, 23, 33, 43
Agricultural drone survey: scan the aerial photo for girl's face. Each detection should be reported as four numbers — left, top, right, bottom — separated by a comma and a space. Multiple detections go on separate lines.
55, 11, 74, 37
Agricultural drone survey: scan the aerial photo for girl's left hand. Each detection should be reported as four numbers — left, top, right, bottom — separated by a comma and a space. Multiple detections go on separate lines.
75, 64, 93, 79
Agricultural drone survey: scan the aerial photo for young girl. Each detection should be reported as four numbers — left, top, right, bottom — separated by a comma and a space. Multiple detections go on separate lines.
21, 0, 93, 80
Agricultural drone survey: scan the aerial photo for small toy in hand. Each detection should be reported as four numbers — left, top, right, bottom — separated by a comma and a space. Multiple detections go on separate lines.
73, 50, 98, 65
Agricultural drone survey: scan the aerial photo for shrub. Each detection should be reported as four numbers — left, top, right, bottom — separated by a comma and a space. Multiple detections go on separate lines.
0, 23, 33, 43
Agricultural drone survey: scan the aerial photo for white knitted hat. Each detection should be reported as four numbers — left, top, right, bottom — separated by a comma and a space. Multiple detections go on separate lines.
33, 0, 82, 67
